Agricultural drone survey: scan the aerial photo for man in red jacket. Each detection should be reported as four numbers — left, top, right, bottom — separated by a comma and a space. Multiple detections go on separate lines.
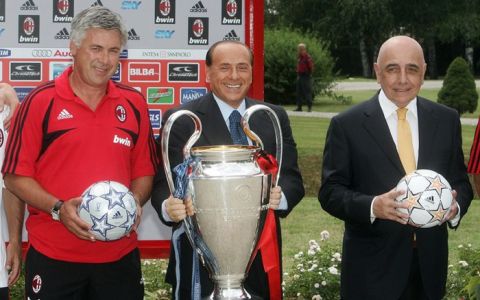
295, 43, 314, 112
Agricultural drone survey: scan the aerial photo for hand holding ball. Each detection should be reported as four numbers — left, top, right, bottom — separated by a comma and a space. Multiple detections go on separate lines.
78, 181, 137, 241
395, 169, 453, 228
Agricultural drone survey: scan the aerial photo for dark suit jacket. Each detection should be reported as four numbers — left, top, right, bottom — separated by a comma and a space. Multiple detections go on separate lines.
151, 93, 304, 299
319, 94, 473, 300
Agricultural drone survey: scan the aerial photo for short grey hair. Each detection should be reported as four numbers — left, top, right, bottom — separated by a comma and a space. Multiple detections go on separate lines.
70, 6, 127, 47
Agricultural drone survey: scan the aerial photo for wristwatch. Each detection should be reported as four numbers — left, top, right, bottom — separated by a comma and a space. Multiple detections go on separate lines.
51, 200, 64, 221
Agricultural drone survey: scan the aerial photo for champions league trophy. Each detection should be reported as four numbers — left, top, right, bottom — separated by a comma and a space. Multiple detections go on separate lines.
162, 105, 283, 300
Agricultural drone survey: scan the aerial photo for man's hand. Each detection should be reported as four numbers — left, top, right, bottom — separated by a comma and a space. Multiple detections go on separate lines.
165, 196, 194, 222
59, 197, 96, 241
269, 186, 282, 210
5, 240, 21, 286
373, 188, 410, 224
131, 197, 143, 233
443, 190, 459, 222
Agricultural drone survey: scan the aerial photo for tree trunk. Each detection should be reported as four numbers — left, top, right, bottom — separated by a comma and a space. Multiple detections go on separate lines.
359, 38, 371, 78
426, 39, 437, 79
465, 44, 474, 73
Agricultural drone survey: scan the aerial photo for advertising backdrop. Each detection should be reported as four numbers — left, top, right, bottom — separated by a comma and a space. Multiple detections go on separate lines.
0, 0, 264, 258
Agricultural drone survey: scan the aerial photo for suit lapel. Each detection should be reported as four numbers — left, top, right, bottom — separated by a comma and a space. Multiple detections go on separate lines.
362, 97, 405, 174
417, 98, 438, 169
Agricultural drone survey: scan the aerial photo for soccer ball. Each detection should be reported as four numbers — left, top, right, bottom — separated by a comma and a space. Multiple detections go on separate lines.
78, 181, 137, 241
395, 169, 453, 228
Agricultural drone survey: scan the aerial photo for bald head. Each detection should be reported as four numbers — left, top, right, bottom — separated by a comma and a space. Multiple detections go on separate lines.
377, 35, 425, 65
373, 35, 427, 107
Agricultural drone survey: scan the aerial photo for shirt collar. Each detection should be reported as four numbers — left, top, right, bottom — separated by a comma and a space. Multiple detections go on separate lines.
378, 89, 418, 119
56, 66, 121, 101
212, 93, 247, 124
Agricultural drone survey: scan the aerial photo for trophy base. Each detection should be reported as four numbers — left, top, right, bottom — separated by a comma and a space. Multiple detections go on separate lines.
204, 287, 263, 300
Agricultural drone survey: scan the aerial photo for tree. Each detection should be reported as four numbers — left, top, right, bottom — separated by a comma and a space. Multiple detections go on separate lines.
264, 28, 334, 105
438, 57, 478, 115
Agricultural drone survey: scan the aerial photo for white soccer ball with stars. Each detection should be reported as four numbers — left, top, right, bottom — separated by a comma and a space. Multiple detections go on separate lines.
395, 169, 453, 228
78, 181, 137, 241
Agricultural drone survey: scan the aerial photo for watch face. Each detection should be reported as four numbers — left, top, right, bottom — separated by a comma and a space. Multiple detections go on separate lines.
51, 201, 63, 220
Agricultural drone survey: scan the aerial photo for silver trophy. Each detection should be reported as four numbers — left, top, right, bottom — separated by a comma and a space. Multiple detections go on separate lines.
162, 105, 283, 300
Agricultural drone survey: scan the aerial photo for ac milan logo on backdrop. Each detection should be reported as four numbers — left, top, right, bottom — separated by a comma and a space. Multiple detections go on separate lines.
18, 15, 40, 43
221, 0, 242, 25
155, 0, 175, 24
23, 17, 35, 35
57, 0, 69, 14
53, 0, 74, 22
188, 17, 208, 45
159, 0, 170, 16
192, 19, 203, 37
226, 0, 237, 17
115, 105, 127, 122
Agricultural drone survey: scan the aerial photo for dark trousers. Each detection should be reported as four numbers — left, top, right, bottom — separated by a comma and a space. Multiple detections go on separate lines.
296, 73, 313, 109
0, 287, 7, 300
25, 246, 144, 300
399, 249, 429, 300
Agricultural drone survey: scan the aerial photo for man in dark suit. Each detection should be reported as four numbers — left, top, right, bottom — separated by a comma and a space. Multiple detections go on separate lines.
151, 40, 304, 299
319, 35, 473, 300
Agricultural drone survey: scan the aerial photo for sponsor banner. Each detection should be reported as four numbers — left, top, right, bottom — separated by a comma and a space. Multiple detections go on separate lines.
111, 64, 121, 81
167, 62, 199, 82
52, 0, 74, 23
128, 62, 161, 82
9, 61, 42, 81
188, 17, 208, 46
149, 109, 161, 129
0, 1, 4, 22
155, 0, 175, 24
222, 0, 242, 25
155, 29, 175, 39
0, 48, 71, 59
13, 86, 35, 102
147, 87, 174, 105
49, 61, 72, 79
18, 15, 40, 44
121, 0, 142, 10
180, 87, 207, 104
54, 27, 70, 40
20, 0, 39, 11
223, 29, 240, 41
0, 48, 11, 57
127, 28, 140, 41
190, 1, 207, 13
127, 48, 206, 60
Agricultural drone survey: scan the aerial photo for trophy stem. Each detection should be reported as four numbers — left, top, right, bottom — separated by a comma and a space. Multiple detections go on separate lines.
205, 283, 263, 300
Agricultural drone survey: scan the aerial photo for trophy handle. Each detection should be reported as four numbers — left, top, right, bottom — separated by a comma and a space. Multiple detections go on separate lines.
242, 104, 283, 185
161, 110, 202, 194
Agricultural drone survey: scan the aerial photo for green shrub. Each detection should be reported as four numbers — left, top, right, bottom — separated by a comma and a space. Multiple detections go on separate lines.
445, 244, 480, 300
264, 28, 335, 105
438, 57, 478, 115
283, 231, 341, 300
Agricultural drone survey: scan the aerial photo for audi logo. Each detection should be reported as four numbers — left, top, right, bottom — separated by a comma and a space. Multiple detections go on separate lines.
31, 50, 53, 57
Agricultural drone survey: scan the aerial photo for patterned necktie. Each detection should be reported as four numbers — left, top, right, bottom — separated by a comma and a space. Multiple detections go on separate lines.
397, 108, 416, 174
229, 110, 248, 145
